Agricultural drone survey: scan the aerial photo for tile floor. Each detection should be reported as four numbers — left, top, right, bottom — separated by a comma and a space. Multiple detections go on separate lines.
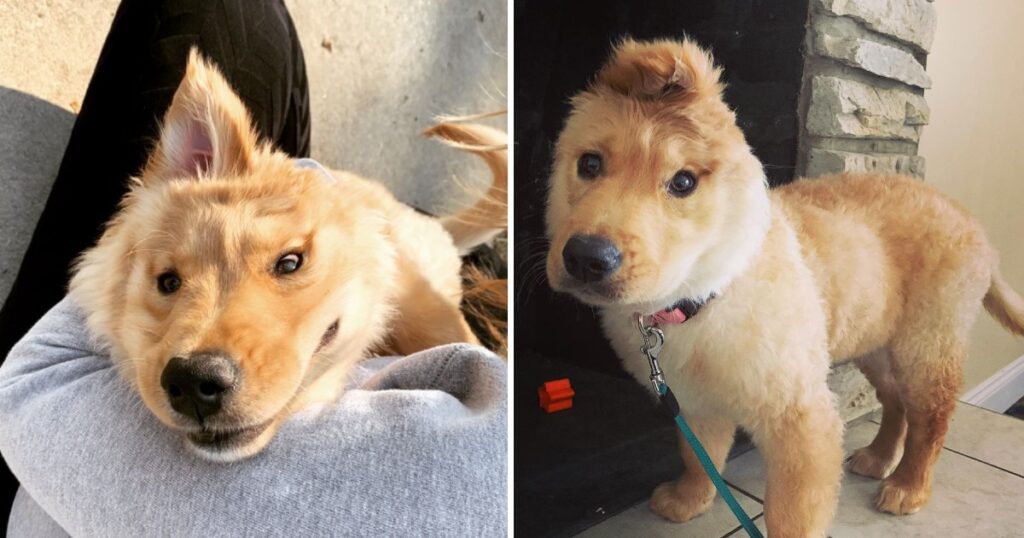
578, 402, 1024, 537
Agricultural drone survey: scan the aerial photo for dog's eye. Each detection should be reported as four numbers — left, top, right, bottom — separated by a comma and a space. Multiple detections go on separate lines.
157, 271, 181, 295
668, 170, 698, 197
577, 152, 603, 180
274, 253, 303, 275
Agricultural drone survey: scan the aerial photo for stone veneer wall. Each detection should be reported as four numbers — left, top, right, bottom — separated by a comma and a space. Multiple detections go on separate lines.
798, 0, 937, 421
799, 0, 935, 180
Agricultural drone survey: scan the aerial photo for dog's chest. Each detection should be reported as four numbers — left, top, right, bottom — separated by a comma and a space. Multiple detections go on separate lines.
600, 312, 732, 415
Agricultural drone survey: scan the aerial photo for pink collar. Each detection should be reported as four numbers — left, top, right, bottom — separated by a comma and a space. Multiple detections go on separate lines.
637, 295, 715, 327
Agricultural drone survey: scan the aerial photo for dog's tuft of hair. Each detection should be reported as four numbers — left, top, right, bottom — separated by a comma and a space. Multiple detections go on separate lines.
595, 38, 723, 102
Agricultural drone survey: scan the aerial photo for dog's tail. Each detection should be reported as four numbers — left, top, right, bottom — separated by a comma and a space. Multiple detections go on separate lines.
985, 267, 1024, 336
423, 113, 508, 255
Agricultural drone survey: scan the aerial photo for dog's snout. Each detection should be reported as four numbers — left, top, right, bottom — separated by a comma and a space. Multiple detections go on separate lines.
161, 353, 239, 422
562, 234, 623, 283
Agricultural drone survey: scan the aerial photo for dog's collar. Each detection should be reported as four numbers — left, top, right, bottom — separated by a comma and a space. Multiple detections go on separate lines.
294, 157, 338, 184
638, 294, 716, 327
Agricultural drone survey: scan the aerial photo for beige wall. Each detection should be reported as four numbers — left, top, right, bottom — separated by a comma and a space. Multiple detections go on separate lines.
919, 1, 1024, 391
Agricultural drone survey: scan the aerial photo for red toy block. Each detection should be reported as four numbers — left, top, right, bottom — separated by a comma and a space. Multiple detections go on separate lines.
538, 378, 575, 413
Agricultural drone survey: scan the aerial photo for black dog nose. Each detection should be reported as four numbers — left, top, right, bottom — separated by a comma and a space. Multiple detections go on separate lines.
562, 234, 623, 283
160, 353, 238, 422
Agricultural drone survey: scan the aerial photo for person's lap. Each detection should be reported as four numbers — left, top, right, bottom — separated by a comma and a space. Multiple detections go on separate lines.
1, 298, 506, 536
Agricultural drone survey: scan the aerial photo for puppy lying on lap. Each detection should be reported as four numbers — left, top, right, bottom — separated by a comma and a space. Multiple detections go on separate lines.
0, 49, 507, 537
68, 50, 507, 462
544, 38, 1024, 537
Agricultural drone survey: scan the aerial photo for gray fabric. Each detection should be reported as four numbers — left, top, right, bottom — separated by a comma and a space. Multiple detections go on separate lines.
0, 298, 506, 537
9, 490, 68, 538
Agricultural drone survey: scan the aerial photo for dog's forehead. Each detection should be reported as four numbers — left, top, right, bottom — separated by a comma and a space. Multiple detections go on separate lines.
565, 94, 704, 152
139, 181, 319, 254
169, 172, 325, 213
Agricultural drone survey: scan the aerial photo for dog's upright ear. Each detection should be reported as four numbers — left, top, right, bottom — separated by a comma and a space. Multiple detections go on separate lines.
142, 48, 257, 183
595, 38, 723, 102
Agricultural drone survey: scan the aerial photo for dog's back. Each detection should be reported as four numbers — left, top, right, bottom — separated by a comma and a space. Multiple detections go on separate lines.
773, 173, 997, 360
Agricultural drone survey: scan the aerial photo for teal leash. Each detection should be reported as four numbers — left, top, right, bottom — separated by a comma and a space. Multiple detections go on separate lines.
637, 316, 764, 538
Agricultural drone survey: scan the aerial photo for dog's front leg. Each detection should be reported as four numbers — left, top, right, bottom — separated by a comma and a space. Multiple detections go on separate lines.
650, 414, 735, 523
752, 391, 843, 538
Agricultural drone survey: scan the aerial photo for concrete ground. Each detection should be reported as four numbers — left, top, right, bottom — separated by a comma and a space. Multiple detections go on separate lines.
0, 0, 506, 306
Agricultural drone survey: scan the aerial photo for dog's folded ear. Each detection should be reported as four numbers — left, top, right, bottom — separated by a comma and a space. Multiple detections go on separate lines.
595, 38, 723, 102
142, 48, 257, 183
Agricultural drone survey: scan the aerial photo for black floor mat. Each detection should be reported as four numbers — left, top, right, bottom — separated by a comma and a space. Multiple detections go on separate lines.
515, 350, 753, 537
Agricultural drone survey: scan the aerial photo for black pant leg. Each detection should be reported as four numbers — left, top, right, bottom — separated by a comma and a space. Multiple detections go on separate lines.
0, 0, 310, 522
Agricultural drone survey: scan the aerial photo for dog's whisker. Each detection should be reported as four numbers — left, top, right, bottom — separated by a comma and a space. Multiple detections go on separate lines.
514, 255, 549, 307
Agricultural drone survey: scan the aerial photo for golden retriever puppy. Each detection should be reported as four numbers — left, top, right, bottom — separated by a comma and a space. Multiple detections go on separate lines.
544, 38, 1024, 536
69, 50, 506, 463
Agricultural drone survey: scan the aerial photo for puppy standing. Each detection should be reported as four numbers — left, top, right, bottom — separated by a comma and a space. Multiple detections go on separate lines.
544, 39, 1024, 536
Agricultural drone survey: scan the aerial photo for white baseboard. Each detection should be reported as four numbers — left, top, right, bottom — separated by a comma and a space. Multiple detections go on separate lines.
961, 354, 1024, 412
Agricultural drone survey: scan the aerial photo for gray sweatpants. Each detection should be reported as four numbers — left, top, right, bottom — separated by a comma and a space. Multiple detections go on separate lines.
0, 298, 507, 537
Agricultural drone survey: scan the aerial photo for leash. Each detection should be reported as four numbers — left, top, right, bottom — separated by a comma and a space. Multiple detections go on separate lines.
637, 314, 763, 538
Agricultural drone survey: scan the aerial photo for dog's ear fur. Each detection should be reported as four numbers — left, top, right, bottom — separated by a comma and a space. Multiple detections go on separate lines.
142, 48, 257, 183
595, 38, 723, 101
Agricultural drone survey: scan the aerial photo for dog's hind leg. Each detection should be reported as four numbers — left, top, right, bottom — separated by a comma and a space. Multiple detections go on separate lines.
649, 414, 735, 523
875, 333, 964, 515
849, 350, 907, 479
875, 256, 988, 515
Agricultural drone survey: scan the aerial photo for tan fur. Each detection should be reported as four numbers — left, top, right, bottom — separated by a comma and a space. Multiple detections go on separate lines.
461, 264, 509, 356
69, 49, 506, 462
424, 118, 508, 254
984, 267, 1024, 335
545, 38, 1022, 536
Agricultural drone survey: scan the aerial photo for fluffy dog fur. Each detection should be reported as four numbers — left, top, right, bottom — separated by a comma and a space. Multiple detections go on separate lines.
70, 50, 506, 462
544, 38, 1024, 537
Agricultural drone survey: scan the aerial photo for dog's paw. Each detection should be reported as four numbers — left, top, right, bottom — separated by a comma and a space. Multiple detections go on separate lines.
848, 446, 899, 480
875, 479, 930, 515
649, 480, 716, 523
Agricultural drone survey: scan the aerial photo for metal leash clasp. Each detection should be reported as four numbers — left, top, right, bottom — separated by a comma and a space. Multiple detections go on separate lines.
636, 314, 666, 394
